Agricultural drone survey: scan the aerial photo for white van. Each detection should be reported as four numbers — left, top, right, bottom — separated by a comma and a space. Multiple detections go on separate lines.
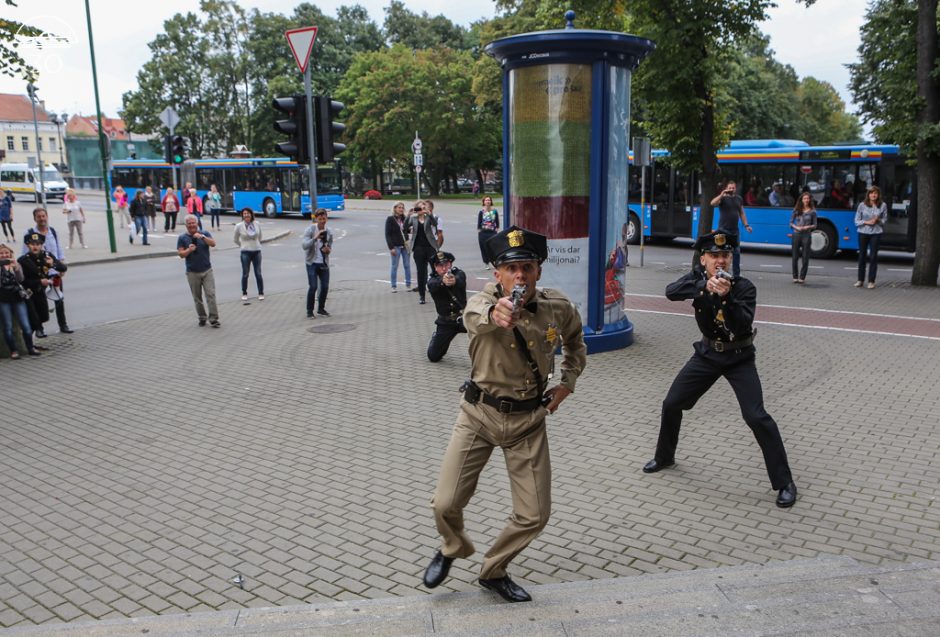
0, 163, 69, 202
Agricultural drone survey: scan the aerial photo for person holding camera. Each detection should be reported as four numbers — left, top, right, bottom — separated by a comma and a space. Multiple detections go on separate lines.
302, 208, 333, 317
0, 243, 41, 358
426, 251, 467, 362
709, 179, 752, 277
177, 214, 219, 327
641, 231, 797, 509
422, 226, 586, 604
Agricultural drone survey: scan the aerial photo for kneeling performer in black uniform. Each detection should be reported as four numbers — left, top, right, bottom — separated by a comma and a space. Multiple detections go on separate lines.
426, 251, 467, 362
642, 231, 798, 508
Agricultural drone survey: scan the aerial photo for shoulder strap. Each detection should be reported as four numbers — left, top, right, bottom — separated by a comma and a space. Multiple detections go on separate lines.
512, 326, 545, 397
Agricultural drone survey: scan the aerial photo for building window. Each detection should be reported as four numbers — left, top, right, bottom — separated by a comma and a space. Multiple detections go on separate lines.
5, 136, 13, 151
37, 137, 43, 151
49, 138, 56, 152
21, 136, 29, 151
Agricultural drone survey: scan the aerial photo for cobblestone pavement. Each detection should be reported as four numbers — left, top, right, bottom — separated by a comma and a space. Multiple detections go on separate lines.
1, 259, 939, 629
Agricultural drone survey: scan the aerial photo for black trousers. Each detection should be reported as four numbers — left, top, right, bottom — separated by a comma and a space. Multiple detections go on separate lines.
654, 347, 793, 489
791, 231, 811, 280
427, 319, 467, 362
412, 245, 436, 300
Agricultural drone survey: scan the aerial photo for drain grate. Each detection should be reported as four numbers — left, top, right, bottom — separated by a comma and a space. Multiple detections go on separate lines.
307, 323, 357, 334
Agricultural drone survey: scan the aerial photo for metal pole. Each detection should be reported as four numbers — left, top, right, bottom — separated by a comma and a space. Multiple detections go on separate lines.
304, 65, 318, 213
169, 127, 178, 193
56, 116, 65, 168
84, 0, 116, 253
639, 166, 645, 267
27, 85, 46, 206
415, 130, 421, 200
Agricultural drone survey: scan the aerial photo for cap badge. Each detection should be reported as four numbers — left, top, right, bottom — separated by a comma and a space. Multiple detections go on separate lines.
436, 252, 444, 260
507, 229, 525, 248
715, 233, 727, 247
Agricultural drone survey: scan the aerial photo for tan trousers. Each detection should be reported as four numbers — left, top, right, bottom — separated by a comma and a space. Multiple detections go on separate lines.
186, 269, 218, 322
431, 400, 551, 579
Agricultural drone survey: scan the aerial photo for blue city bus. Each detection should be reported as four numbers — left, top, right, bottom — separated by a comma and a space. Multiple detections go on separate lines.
627, 140, 915, 258
110, 157, 344, 218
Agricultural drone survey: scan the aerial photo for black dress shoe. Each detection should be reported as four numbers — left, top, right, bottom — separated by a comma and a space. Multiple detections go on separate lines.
776, 481, 798, 508
479, 575, 531, 603
59, 326, 74, 334
642, 458, 675, 473
317, 309, 330, 316
422, 551, 454, 588
198, 319, 207, 327
35, 329, 47, 339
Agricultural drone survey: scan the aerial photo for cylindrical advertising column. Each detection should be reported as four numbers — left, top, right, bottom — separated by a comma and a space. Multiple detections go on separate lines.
485, 12, 655, 353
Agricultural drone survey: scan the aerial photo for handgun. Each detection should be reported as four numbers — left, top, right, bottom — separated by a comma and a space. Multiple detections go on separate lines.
715, 268, 733, 281
510, 284, 527, 311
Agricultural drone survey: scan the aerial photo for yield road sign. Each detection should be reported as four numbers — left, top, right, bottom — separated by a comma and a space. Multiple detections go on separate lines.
285, 26, 318, 74
159, 107, 179, 131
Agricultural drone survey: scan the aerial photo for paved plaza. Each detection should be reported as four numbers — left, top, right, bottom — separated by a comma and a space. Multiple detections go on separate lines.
1, 218, 939, 630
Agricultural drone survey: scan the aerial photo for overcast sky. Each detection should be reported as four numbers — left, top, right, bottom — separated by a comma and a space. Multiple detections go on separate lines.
1, 0, 865, 127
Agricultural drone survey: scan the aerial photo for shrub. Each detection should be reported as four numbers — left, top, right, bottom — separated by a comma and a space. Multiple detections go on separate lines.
363, 189, 382, 200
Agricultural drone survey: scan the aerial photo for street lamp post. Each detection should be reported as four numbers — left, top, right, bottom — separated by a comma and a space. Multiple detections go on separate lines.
53, 113, 67, 171
26, 83, 46, 206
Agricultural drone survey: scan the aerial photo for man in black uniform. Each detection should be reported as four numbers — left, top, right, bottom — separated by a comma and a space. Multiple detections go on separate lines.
642, 231, 797, 508
426, 251, 467, 362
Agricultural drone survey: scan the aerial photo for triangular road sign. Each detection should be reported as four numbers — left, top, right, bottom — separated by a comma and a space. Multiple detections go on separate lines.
285, 26, 318, 74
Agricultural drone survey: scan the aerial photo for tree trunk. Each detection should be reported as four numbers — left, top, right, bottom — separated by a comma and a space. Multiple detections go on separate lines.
476, 168, 485, 194
696, 86, 720, 237
911, 0, 940, 286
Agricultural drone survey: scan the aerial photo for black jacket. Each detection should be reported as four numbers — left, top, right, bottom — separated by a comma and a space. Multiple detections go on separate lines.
385, 214, 408, 249
17, 251, 67, 292
665, 270, 756, 343
428, 267, 467, 322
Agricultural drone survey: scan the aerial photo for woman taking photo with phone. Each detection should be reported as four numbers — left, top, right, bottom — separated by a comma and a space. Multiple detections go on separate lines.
789, 192, 817, 284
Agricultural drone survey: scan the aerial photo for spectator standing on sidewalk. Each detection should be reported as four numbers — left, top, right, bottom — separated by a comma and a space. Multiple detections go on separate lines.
187, 188, 204, 229
18, 231, 68, 339
206, 184, 222, 230
61, 189, 87, 249
302, 208, 333, 318
20, 207, 72, 335
177, 214, 219, 327
709, 179, 752, 277
641, 231, 798, 509
0, 188, 14, 242
477, 196, 499, 268
128, 190, 150, 245
789, 192, 816, 284
0, 243, 40, 358
112, 185, 130, 229
162, 187, 180, 231
384, 201, 411, 292
233, 208, 264, 302
407, 202, 441, 304
854, 186, 887, 289
143, 186, 158, 231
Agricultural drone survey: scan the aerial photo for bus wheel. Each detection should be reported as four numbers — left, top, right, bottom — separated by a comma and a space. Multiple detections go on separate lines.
263, 199, 277, 218
626, 212, 641, 245
810, 223, 838, 259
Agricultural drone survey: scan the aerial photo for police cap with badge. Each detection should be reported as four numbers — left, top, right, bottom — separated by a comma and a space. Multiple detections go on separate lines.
485, 225, 548, 266
430, 251, 456, 267
694, 231, 738, 253
25, 232, 45, 245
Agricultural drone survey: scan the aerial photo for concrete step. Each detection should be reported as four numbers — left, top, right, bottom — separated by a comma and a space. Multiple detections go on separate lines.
4, 556, 938, 637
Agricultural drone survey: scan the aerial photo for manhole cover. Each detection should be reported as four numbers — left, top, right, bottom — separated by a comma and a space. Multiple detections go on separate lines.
307, 323, 357, 334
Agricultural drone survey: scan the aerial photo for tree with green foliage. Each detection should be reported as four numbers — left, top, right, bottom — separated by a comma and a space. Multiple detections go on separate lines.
383, 1, 474, 51
337, 44, 499, 195
792, 77, 862, 144
850, 0, 940, 285
0, 1, 42, 81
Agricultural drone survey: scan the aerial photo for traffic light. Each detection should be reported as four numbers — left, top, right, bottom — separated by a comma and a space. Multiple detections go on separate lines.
171, 135, 186, 165
272, 95, 308, 164
314, 96, 345, 163
164, 135, 172, 164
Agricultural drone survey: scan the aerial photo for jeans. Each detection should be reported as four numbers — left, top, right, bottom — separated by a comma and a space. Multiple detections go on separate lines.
133, 215, 148, 244
858, 233, 882, 283
240, 250, 264, 295
1, 219, 13, 239
389, 246, 411, 289
209, 209, 221, 229
0, 300, 34, 353
791, 231, 811, 280
306, 262, 330, 313
186, 269, 218, 322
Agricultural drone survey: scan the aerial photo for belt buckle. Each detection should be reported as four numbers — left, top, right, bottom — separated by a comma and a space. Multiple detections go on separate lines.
713, 340, 725, 352
498, 400, 513, 414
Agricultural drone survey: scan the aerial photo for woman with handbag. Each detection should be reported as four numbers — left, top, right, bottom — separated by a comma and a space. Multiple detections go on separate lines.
162, 187, 180, 231
0, 243, 40, 358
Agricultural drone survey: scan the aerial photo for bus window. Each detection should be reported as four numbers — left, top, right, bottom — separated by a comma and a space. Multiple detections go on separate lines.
673, 169, 690, 207
652, 163, 669, 205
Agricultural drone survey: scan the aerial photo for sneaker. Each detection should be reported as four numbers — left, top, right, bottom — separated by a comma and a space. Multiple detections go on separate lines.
198, 319, 207, 326
241, 294, 248, 301
410, 287, 419, 292
9, 351, 19, 360
35, 329, 46, 338
307, 311, 315, 318
210, 320, 221, 328
27, 349, 41, 356
867, 282, 876, 289
391, 288, 398, 293
419, 298, 426, 305
854, 281, 863, 287
82, 244, 87, 249
129, 236, 133, 244
317, 309, 330, 317
258, 294, 265, 301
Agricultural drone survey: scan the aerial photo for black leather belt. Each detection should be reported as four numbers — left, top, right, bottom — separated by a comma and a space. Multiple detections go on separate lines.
480, 392, 542, 414
701, 335, 754, 352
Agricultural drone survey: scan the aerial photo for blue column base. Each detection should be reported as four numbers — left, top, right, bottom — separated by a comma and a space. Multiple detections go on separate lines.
583, 316, 634, 354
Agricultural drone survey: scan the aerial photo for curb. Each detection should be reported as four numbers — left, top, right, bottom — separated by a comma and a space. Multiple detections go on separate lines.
67, 229, 293, 267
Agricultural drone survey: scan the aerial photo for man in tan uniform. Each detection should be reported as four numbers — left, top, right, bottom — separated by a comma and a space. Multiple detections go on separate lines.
422, 225, 587, 603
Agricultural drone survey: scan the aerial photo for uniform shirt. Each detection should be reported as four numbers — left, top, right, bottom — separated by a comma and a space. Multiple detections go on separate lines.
463, 282, 587, 401
428, 268, 467, 320
177, 231, 213, 273
666, 271, 756, 343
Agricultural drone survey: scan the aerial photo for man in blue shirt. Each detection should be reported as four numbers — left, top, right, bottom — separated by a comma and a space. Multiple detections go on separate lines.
177, 214, 219, 327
